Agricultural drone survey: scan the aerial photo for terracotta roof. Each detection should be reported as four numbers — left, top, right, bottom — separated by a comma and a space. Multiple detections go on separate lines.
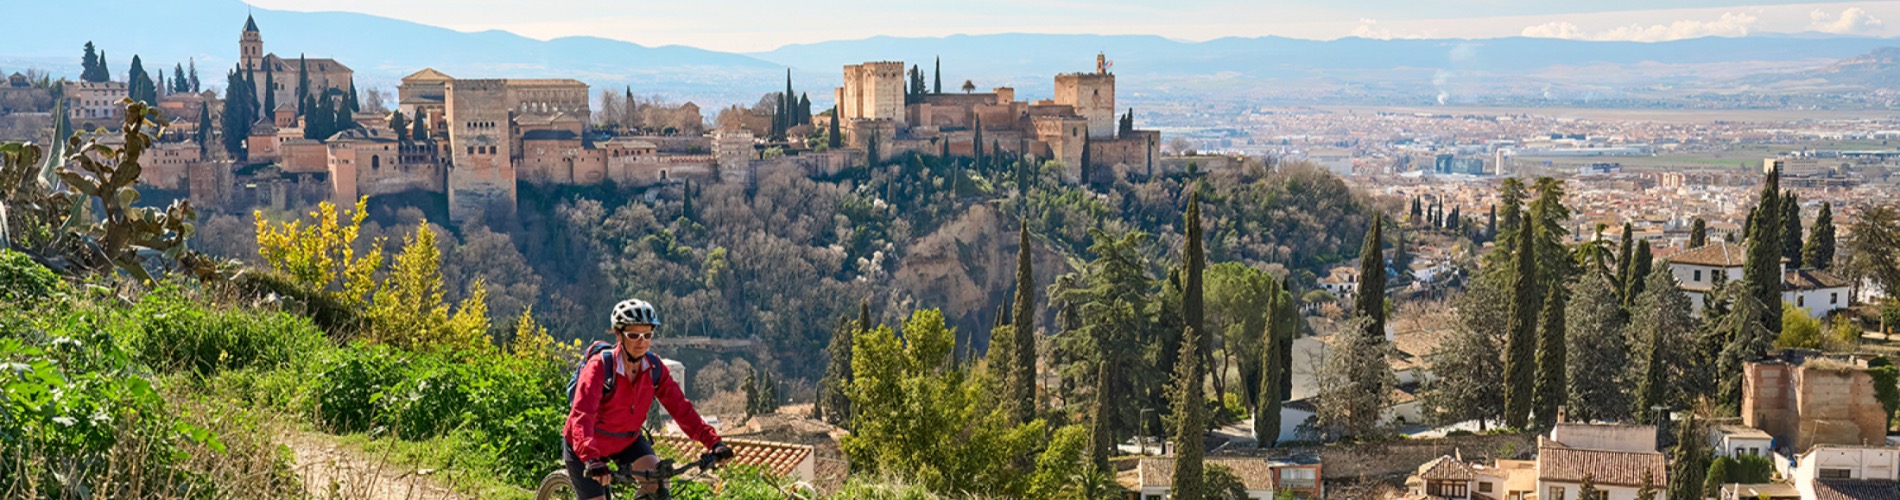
1785, 269, 1850, 291
1139, 457, 1288, 491
1814, 480, 1900, 500
651, 435, 812, 479
1536, 446, 1666, 487
1418, 456, 1477, 481
1667, 243, 1747, 267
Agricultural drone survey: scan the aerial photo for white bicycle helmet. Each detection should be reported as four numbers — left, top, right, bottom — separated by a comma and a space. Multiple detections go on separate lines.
611, 299, 661, 328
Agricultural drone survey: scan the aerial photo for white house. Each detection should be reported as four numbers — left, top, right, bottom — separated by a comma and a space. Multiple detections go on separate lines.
1404, 455, 1538, 500
1535, 424, 1668, 500
1790, 445, 1900, 500
1664, 242, 1853, 319
1709, 424, 1774, 459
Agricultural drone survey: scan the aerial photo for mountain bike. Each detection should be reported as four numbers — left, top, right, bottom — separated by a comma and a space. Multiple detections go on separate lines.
534, 452, 722, 500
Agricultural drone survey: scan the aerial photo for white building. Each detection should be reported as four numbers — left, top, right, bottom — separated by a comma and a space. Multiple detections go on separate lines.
1664, 242, 1853, 319
1710, 424, 1774, 459
1790, 445, 1900, 500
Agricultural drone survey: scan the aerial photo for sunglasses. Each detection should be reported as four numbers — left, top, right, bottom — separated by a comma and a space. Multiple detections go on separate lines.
618, 330, 656, 340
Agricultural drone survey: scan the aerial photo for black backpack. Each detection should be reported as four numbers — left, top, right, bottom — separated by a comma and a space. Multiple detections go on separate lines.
566, 341, 664, 406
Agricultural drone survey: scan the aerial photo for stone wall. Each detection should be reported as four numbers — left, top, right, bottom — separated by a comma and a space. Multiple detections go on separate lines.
1745, 360, 1889, 453
1053, 72, 1114, 138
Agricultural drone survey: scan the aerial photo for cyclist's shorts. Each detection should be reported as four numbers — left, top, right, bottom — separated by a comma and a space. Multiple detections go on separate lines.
563, 435, 657, 498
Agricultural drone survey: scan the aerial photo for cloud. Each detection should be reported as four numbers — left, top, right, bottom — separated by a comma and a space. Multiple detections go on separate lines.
1350, 18, 1438, 40
1520, 11, 1759, 41
1810, 7, 1885, 34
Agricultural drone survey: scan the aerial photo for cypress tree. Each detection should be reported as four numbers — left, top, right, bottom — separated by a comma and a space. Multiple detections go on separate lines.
127, 55, 155, 104
98, 50, 110, 83
173, 63, 187, 93
973, 114, 985, 170
1487, 204, 1498, 241
1088, 358, 1113, 470
1255, 282, 1293, 448
335, 92, 357, 132
1499, 179, 1526, 247
798, 93, 811, 125
1503, 219, 1540, 429
220, 65, 254, 160
1169, 325, 1207, 500
158, 73, 167, 98
347, 79, 360, 112
1667, 415, 1708, 500
296, 55, 309, 116
1185, 191, 1210, 402
1532, 284, 1568, 430
1616, 223, 1635, 289
1410, 197, 1423, 222
261, 64, 275, 118
828, 107, 841, 149
1744, 170, 1784, 334
1782, 192, 1803, 268
1623, 241, 1652, 311
412, 111, 428, 140
1690, 218, 1708, 248
820, 315, 854, 426
390, 111, 407, 138
1355, 214, 1386, 337
1804, 202, 1835, 270
934, 56, 942, 94
195, 104, 211, 156
1009, 224, 1038, 424
188, 59, 200, 93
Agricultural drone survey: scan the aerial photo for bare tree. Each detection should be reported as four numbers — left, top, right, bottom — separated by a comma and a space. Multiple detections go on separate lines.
359, 87, 389, 113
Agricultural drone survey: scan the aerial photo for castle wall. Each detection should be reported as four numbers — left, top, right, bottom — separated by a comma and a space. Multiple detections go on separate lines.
1031, 116, 1088, 182
281, 140, 328, 174
1091, 131, 1159, 175
519, 136, 586, 184
840, 62, 905, 126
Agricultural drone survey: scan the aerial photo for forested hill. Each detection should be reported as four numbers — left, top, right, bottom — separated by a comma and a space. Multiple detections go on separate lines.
200, 154, 1378, 381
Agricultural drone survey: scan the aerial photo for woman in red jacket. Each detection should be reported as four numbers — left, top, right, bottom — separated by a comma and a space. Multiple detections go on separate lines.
564, 299, 733, 499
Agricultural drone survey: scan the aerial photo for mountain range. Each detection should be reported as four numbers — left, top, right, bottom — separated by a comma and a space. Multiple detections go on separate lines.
4, 0, 1896, 107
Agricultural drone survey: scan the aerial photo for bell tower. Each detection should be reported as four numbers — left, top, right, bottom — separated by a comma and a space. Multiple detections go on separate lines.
240, 14, 264, 70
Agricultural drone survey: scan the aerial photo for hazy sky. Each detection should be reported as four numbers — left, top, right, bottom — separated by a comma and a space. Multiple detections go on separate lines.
243, 0, 1898, 52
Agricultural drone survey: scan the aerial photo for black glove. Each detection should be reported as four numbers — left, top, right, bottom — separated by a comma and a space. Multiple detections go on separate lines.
584, 459, 610, 480
711, 442, 735, 462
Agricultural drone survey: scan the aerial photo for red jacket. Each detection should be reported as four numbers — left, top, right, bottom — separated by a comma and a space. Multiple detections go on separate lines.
563, 347, 721, 463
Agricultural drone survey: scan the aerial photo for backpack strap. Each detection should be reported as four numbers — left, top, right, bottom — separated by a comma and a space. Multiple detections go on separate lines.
644, 352, 664, 390
598, 349, 619, 399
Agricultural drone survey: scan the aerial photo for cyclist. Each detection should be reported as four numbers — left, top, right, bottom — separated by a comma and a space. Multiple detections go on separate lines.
564, 299, 734, 500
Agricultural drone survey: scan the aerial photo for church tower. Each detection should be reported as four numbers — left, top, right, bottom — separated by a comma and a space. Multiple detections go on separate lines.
240, 15, 263, 70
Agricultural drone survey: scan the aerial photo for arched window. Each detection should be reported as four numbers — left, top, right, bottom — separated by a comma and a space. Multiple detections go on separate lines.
371, 156, 380, 170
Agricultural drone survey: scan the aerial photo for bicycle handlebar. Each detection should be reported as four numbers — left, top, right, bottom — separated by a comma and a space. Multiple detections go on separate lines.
609, 452, 720, 484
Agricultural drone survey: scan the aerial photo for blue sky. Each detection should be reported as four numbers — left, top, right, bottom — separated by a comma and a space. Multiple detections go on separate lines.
244, 0, 1896, 51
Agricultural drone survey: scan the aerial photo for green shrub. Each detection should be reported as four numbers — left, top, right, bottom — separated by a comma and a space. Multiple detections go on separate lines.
0, 249, 60, 303
122, 284, 328, 375
312, 342, 407, 433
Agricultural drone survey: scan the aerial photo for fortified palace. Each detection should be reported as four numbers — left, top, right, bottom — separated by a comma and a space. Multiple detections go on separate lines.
61, 16, 1159, 223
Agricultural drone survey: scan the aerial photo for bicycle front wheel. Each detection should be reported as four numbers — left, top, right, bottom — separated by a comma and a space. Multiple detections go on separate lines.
536, 469, 578, 500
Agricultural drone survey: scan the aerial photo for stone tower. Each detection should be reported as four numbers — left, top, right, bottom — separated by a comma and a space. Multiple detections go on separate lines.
444, 79, 517, 223
837, 62, 905, 126
239, 15, 263, 70
1054, 54, 1116, 139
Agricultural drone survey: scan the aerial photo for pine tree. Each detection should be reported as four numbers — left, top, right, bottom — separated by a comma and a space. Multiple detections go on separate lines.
1169, 325, 1207, 500
1356, 215, 1387, 337
80, 41, 101, 82
1804, 202, 1835, 270
1690, 218, 1708, 248
1009, 224, 1038, 424
412, 111, 428, 140
1533, 284, 1567, 430
1503, 219, 1540, 429
1744, 170, 1784, 334
1782, 192, 1803, 269
1566, 274, 1630, 422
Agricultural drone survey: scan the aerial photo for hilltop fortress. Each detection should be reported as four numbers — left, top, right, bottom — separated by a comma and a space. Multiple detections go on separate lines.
126, 17, 1160, 223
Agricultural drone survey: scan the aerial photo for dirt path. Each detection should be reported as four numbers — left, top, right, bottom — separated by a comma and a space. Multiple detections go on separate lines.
279, 430, 466, 500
